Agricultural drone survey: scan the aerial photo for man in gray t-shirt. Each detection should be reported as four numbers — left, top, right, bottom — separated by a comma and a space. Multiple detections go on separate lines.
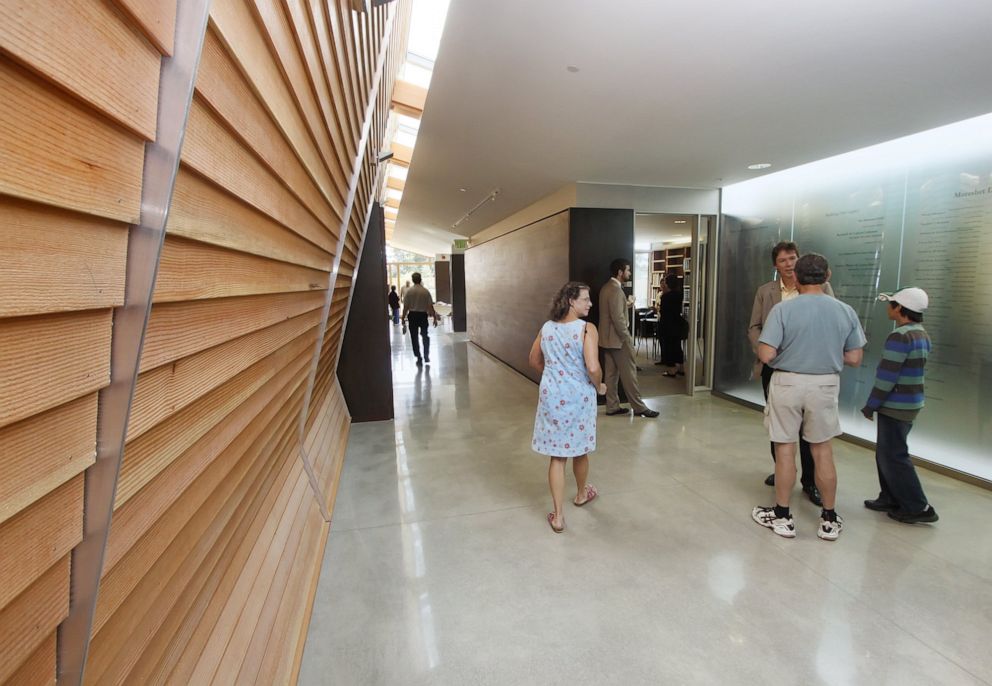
752, 254, 866, 542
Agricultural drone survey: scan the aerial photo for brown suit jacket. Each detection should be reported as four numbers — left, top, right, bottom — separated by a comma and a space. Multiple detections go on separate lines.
598, 278, 634, 350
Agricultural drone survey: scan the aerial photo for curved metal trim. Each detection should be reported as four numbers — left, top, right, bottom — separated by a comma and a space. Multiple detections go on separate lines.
57, 1, 211, 682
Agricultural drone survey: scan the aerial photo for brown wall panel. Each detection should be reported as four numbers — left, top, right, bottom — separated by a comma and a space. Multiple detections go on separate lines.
0, 0, 161, 139
0, 198, 127, 318
466, 211, 571, 382
1, 0, 408, 681
0, 59, 144, 223
0, 394, 96, 526
0, 309, 112, 429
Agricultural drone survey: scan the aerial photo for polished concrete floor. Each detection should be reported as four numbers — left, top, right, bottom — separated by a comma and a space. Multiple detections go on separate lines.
299, 324, 992, 685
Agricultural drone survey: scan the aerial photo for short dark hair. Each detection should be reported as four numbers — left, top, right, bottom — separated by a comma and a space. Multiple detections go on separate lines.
664, 273, 681, 291
771, 241, 799, 265
390, 285, 396, 291
795, 253, 829, 285
888, 301, 923, 322
610, 258, 630, 278
411, 272, 422, 284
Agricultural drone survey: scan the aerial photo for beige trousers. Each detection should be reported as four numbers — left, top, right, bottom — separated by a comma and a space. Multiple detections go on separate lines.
603, 346, 647, 413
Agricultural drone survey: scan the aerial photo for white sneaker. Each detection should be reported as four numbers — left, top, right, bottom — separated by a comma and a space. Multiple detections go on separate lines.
752, 506, 796, 538
817, 515, 844, 541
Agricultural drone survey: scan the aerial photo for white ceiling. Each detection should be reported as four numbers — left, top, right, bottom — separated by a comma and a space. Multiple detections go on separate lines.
392, 0, 992, 255
634, 213, 694, 252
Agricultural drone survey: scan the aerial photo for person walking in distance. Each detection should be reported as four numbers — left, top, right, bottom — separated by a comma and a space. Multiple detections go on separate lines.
529, 282, 607, 533
599, 258, 659, 418
861, 287, 939, 524
388, 285, 400, 325
748, 241, 835, 505
752, 254, 866, 541
401, 272, 439, 366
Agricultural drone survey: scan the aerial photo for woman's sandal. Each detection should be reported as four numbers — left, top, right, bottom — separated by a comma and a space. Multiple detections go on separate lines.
574, 484, 598, 507
547, 512, 564, 533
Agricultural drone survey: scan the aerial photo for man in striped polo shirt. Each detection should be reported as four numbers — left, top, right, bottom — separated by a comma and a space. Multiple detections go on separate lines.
861, 287, 938, 524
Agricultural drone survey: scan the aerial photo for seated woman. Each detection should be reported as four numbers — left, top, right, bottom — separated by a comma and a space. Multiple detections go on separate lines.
655, 273, 685, 377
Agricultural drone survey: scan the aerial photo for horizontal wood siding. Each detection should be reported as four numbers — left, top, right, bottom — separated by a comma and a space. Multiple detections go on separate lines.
0, 0, 410, 683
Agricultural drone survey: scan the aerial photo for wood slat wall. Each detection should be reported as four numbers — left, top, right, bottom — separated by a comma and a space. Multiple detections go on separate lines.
0, 0, 411, 682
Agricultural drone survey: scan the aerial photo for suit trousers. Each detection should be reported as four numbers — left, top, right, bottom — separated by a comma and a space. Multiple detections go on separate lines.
761, 363, 815, 488
603, 346, 647, 413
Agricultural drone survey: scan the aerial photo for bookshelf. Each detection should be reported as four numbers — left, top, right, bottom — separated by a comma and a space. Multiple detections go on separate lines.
650, 245, 691, 314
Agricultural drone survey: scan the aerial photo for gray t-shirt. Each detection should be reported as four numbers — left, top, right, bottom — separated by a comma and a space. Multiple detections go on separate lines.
403, 283, 434, 313
758, 294, 866, 374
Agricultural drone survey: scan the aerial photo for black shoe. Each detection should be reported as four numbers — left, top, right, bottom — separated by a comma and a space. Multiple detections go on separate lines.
803, 485, 823, 507
424, 356, 430, 363
864, 498, 898, 512
416, 357, 423, 366
635, 409, 659, 418
888, 506, 939, 524
764, 473, 775, 487
605, 408, 630, 416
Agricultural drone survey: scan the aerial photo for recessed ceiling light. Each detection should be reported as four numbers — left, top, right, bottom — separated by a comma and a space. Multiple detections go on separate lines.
674, 220, 687, 224
566, 65, 579, 73
747, 163, 772, 170
459, 187, 467, 192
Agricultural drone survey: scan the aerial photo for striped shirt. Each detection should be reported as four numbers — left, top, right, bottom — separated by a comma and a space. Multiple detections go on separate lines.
865, 324, 931, 421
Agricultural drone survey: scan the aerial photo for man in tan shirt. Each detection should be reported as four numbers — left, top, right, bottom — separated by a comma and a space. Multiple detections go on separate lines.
748, 241, 834, 504
401, 272, 439, 366
599, 258, 658, 418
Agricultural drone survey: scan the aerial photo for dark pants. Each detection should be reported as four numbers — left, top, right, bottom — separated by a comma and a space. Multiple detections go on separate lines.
407, 311, 430, 360
875, 413, 928, 513
762, 364, 814, 488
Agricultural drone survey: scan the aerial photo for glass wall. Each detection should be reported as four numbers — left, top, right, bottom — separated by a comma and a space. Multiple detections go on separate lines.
634, 251, 649, 308
386, 245, 436, 298
715, 113, 992, 481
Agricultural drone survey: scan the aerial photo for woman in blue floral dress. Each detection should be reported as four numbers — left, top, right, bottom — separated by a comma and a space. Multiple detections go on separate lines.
529, 282, 606, 533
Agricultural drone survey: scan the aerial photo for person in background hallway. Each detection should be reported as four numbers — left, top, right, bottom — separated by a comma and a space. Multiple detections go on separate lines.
388, 285, 400, 324
748, 241, 835, 505
599, 258, 659, 418
752, 253, 865, 541
655, 273, 686, 377
529, 282, 607, 533
861, 287, 939, 524
399, 279, 411, 302
401, 272, 439, 366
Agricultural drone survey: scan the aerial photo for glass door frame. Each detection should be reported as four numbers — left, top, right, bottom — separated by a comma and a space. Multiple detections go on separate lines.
686, 212, 719, 395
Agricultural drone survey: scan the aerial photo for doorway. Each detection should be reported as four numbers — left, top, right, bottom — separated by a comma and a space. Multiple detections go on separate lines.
633, 213, 694, 399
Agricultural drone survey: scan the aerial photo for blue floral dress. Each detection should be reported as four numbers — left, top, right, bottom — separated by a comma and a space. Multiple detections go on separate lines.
532, 319, 597, 457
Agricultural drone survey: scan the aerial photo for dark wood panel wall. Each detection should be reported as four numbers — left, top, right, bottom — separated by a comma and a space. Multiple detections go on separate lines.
0, 0, 412, 682
339, 204, 394, 422
435, 260, 452, 302
451, 253, 466, 332
568, 208, 635, 329
465, 209, 634, 382
466, 212, 570, 382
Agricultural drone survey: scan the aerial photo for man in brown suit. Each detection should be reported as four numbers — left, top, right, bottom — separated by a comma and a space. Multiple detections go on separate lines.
599, 258, 659, 418
748, 241, 834, 504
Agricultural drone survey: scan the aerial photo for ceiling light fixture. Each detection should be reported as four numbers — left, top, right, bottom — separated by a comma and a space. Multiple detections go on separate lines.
747, 162, 771, 170
674, 220, 687, 224
459, 187, 467, 192
452, 188, 500, 229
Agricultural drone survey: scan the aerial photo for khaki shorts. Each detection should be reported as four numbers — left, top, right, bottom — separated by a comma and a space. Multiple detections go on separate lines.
764, 371, 842, 444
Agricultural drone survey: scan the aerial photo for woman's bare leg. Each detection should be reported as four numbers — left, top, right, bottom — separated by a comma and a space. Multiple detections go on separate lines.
572, 455, 589, 503
549, 457, 566, 528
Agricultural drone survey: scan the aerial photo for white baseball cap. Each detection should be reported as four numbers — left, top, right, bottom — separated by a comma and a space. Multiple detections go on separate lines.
878, 287, 928, 312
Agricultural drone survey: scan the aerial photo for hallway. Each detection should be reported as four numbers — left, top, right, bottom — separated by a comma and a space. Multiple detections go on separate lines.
299, 326, 992, 685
